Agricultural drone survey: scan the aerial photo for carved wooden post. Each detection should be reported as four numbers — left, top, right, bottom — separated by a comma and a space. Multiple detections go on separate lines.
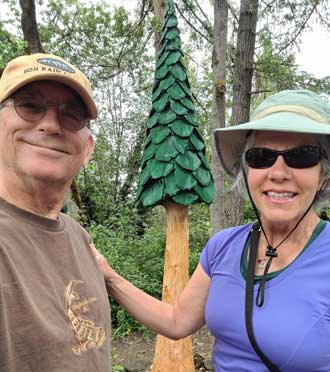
135, 1, 214, 370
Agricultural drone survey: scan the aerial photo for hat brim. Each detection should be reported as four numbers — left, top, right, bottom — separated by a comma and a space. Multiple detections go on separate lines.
214, 112, 330, 177
2, 74, 97, 120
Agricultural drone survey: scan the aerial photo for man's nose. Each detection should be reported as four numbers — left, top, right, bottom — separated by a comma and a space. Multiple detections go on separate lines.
37, 107, 62, 134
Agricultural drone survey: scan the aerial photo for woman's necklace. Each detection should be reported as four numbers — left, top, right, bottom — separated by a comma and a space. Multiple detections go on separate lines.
256, 241, 283, 270
257, 257, 267, 269
257, 249, 278, 269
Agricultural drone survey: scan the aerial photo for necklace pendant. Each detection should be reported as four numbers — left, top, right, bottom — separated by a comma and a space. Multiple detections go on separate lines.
257, 258, 267, 269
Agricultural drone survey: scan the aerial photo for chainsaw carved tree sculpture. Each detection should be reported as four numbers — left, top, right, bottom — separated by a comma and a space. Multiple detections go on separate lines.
136, 1, 214, 370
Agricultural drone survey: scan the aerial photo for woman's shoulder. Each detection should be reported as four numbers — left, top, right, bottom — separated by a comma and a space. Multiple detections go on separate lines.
208, 223, 252, 247
200, 223, 252, 276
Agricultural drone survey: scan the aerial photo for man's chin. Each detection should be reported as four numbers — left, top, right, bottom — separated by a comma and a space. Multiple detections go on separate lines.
17, 167, 72, 187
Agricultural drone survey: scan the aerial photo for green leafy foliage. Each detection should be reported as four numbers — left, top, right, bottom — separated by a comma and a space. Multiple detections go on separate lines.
89, 204, 211, 336
0, 20, 26, 69
89, 208, 165, 335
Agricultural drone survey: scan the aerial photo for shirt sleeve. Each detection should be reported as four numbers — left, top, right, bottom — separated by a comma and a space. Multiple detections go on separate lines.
200, 242, 211, 277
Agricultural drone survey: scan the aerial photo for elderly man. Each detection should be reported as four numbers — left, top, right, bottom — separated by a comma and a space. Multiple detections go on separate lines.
0, 54, 111, 371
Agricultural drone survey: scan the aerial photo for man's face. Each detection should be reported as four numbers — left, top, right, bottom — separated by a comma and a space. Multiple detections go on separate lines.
0, 80, 94, 187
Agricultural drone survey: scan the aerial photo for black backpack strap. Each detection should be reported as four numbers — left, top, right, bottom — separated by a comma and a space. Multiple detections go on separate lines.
245, 223, 281, 372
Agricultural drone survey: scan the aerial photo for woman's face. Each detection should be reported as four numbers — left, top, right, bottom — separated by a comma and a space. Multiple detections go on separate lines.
247, 131, 322, 229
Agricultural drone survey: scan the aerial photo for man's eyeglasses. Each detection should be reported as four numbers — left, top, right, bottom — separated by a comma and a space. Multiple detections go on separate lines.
0, 93, 90, 132
245, 146, 324, 169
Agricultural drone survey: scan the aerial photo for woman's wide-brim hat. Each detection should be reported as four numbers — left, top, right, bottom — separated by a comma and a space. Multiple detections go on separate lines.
214, 90, 330, 177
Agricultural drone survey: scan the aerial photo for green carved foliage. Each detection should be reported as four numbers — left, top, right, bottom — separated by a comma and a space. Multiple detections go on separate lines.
136, 0, 214, 208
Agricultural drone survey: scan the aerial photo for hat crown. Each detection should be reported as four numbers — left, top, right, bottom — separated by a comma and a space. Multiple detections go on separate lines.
0, 53, 97, 119
214, 89, 330, 177
252, 90, 330, 124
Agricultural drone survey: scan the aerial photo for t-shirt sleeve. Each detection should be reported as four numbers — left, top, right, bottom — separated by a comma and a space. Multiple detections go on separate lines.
200, 224, 251, 279
200, 241, 212, 277
199, 228, 235, 278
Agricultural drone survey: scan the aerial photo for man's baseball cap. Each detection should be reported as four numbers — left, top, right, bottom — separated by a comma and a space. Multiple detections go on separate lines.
0, 53, 97, 119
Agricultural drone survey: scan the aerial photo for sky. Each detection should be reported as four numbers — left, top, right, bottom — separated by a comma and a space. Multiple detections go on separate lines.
2, 0, 329, 79
295, 25, 330, 78
108, 0, 330, 79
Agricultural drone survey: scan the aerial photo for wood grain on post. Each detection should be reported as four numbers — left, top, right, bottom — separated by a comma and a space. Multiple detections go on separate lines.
151, 202, 194, 372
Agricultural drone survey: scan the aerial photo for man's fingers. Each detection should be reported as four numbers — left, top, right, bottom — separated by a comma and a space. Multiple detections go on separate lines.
90, 243, 102, 260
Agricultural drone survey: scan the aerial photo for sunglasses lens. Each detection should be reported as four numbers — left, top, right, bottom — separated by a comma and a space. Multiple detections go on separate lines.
285, 146, 322, 168
245, 146, 322, 169
245, 148, 276, 168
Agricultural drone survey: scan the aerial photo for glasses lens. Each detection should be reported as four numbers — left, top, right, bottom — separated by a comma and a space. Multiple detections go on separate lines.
245, 148, 277, 168
12, 92, 89, 132
285, 146, 322, 168
14, 94, 46, 122
58, 102, 89, 132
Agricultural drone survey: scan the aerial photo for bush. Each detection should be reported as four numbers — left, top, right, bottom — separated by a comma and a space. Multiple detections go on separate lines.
89, 208, 165, 337
88, 204, 211, 337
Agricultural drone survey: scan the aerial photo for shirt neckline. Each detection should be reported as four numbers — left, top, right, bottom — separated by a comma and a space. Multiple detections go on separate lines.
239, 220, 327, 285
0, 197, 65, 231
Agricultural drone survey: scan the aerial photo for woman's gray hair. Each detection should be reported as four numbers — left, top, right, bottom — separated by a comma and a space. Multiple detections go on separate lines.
231, 132, 255, 200
232, 132, 330, 209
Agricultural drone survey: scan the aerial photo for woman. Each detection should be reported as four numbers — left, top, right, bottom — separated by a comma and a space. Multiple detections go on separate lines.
92, 90, 330, 371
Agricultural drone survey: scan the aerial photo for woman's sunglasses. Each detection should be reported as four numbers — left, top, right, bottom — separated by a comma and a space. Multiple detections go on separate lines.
245, 146, 324, 169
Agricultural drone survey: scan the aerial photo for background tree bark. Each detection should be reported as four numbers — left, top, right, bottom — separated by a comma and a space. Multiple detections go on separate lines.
211, 0, 259, 233
229, 0, 259, 225
232, 0, 259, 125
152, 0, 167, 53
210, 0, 229, 234
19, 0, 44, 53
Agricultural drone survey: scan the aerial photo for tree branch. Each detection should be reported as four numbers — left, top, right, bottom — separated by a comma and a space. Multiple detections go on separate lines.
175, 4, 212, 44
277, 3, 319, 54
192, 91, 208, 114
228, 2, 239, 24
192, 0, 212, 32
250, 89, 272, 95
180, 0, 213, 38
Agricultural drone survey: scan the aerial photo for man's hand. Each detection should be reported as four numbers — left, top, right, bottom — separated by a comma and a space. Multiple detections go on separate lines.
89, 243, 112, 282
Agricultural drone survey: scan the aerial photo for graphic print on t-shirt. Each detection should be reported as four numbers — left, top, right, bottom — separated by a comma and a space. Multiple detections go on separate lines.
64, 280, 106, 355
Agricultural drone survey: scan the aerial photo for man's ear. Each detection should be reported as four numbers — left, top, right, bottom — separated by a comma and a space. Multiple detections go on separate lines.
83, 134, 95, 167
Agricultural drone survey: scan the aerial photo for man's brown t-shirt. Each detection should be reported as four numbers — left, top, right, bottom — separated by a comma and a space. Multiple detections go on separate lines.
0, 198, 111, 371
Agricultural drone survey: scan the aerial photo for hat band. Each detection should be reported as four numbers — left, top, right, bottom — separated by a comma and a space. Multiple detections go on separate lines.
253, 105, 328, 124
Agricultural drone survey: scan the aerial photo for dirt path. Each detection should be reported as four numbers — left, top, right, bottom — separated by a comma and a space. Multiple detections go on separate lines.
112, 326, 214, 371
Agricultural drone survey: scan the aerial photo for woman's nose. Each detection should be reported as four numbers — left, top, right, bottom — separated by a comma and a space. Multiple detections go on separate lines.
267, 155, 291, 180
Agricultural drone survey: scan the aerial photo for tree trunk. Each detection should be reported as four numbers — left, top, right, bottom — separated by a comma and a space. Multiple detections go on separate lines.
152, 0, 167, 53
210, 0, 230, 234
151, 202, 194, 372
227, 0, 259, 226
19, 0, 44, 53
232, 0, 259, 125
211, 0, 259, 233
